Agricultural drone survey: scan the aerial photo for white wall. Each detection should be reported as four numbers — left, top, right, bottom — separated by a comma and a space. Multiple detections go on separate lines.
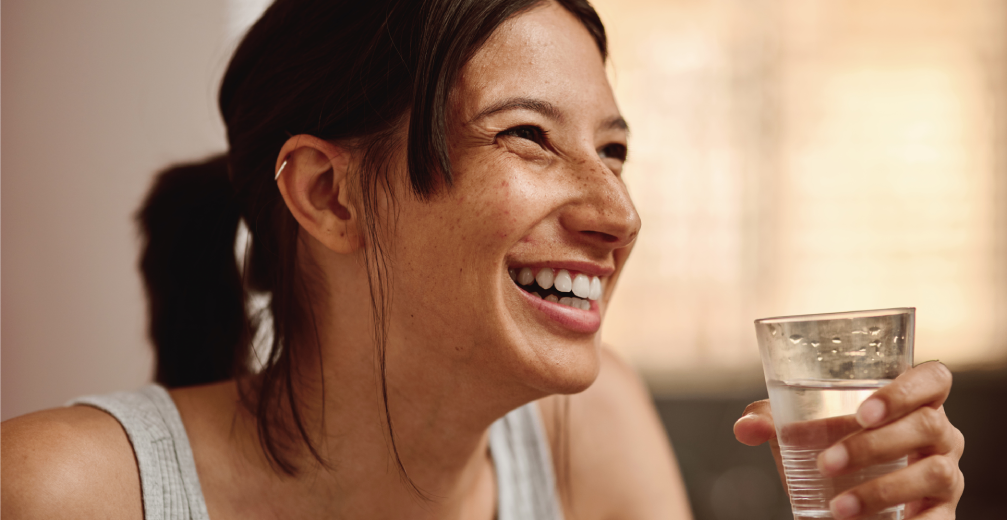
2, 0, 233, 420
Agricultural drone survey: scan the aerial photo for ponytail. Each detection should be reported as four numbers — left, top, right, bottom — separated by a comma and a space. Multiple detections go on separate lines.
137, 154, 248, 388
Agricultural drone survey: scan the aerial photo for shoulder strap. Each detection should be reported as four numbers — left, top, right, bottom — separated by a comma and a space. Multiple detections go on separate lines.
489, 401, 565, 520
69, 385, 210, 520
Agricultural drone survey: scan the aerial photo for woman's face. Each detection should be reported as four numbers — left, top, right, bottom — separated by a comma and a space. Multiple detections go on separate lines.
386, 1, 640, 396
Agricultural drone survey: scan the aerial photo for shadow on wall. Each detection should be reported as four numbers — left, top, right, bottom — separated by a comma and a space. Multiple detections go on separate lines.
653, 368, 1005, 520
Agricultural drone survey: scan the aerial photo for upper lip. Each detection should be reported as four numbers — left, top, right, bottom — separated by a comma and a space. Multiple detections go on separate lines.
506, 260, 614, 278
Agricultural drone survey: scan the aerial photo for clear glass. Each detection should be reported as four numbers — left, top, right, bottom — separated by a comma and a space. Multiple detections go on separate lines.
755, 308, 915, 520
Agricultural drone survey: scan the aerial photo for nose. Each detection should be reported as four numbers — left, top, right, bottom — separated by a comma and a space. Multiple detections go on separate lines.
558, 157, 641, 250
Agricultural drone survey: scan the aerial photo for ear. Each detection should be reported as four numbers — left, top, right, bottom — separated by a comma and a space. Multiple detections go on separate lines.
274, 135, 363, 254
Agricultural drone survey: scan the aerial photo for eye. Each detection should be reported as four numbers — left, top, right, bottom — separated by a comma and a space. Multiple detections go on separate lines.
598, 143, 627, 162
498, 125, 548, 145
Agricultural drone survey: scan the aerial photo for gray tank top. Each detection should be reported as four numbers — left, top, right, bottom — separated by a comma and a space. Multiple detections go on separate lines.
69, 385, 563, 520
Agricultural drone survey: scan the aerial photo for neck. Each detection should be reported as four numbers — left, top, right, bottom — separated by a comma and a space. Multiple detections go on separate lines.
229, 346, 506, 519
229, 257, 540, 519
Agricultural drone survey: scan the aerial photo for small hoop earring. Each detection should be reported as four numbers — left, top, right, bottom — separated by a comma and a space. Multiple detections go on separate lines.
274, 159, 288, 181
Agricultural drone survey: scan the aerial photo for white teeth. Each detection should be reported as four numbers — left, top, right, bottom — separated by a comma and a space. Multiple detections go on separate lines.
535, 268, 555, 290
545, 294, 559, 303
554, 269, 572, 293
515, 266, 602, 305
589, 276, 602, 300
549, 296, 591, 310
532, 292, 542, 299
572, 274, 590, 298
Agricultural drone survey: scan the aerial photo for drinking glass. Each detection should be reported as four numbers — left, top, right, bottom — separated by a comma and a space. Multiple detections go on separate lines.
755, 308, 915, 520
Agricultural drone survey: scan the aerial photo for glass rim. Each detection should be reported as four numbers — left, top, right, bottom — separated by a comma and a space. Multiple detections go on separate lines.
755, 307, 915, 325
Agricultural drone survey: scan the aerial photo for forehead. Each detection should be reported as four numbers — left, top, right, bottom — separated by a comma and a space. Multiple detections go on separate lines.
452, 2, 616, 122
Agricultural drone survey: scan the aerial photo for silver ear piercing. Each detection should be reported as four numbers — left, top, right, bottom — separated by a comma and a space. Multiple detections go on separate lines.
274, 159, 288, 181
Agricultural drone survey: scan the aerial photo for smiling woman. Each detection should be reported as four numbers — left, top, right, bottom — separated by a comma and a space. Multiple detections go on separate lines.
0, 1, 683, 519
0, 1, 963, 519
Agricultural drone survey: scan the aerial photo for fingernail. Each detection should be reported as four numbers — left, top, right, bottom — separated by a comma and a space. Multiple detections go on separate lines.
857, 398, 886, 427
818, 443, 848, 475
830, 494, 861, 519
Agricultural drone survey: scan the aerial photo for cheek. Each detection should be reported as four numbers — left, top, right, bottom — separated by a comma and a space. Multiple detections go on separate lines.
388, 177, 524, 282
448, 164, 542, 247
480, 180, 524, 242
389, 153, 552, 302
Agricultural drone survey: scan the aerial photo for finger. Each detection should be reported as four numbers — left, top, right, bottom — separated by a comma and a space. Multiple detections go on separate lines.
734, 400, 776, 446
900, 502, 960, 520
855, 361, 952, 429
818, 406, 958, 476
904, 470, 964, 519
943, 409, 965, 461
828, 454, 962, 520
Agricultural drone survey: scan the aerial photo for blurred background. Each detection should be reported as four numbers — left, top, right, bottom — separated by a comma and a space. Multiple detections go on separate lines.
3, 0, 1004, 518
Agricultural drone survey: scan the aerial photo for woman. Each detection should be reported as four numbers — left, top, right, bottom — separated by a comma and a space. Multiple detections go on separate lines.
1, 1, 963, 519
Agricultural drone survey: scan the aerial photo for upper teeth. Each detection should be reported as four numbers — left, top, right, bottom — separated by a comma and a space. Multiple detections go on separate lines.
535, 268, 554, 290
512, 267, 604, 302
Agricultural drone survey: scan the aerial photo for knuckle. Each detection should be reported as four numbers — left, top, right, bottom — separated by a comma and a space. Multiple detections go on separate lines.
939, 424, 962, 455
849, 432, 879, 463
888, 379, 912, 406
954, 428, 965, 457
869, 478, 898, 506
932, 361, 954, 387
926, 456, 958, 490
917, 407, 944, 437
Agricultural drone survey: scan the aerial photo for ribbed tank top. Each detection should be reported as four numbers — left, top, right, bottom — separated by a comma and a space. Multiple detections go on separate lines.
69, 385, 563, 520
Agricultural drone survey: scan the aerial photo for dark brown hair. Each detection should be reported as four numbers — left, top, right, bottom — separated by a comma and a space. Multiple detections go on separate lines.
137, 0, 606, 486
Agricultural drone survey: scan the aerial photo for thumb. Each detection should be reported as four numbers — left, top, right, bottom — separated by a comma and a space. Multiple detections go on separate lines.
735, 399, 790, 494
734, 399, 777, 446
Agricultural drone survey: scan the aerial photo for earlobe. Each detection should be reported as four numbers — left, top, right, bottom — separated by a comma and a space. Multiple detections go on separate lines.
274, 135, 364, 254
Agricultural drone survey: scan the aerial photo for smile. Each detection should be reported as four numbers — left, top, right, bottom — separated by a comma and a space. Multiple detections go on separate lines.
508, 267, 604, 311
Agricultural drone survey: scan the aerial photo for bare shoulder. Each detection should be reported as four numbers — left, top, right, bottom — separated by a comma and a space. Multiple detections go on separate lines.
1, 406, 143, 520
539, 347, 693, 520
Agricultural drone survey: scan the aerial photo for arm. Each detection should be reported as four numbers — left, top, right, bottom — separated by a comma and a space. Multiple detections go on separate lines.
540, 347, 694, 520
1, 406, 143, 520
734, 361, 964, 519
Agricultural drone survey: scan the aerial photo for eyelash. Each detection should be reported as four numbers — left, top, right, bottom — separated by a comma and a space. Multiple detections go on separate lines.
498, 125, 628, 163
498, 125, 549, 145
599, 143, 627, 162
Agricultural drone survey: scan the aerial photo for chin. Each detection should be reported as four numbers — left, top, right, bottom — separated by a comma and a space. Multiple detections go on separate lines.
522, 335, 603, 396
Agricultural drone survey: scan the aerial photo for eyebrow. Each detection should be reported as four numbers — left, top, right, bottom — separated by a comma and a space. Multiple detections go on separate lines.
601, 115, 630, 134
469, 97, 564, 124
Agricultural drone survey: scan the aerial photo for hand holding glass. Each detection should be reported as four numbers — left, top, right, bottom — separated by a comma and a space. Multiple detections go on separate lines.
755, 308, 915, 520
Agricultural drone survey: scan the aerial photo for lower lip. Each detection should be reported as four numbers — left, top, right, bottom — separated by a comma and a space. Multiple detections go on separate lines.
516, 285, 601, 334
